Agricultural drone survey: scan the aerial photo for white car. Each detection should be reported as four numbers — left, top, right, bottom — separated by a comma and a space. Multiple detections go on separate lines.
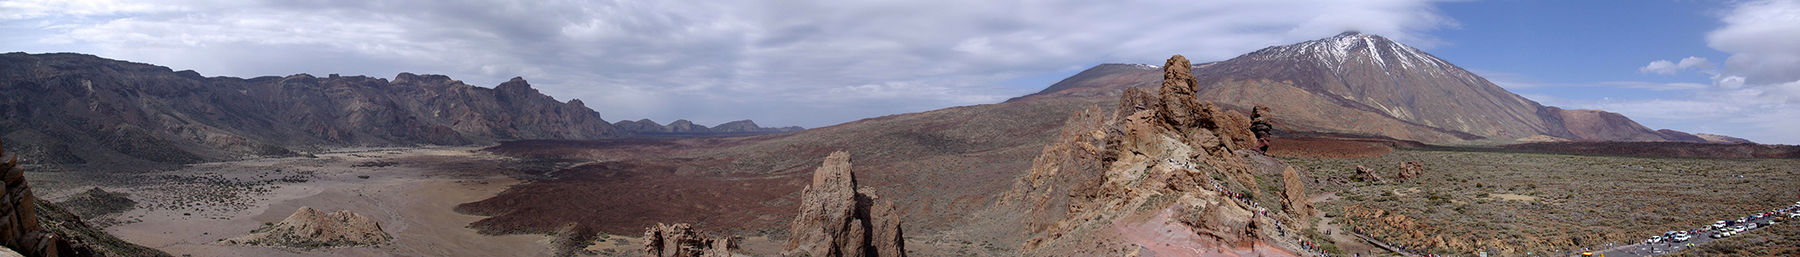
1673, 233, 1692, 242
1646, 237, 1662, 244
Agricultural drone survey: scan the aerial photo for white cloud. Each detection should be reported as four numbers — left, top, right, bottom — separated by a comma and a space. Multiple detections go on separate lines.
1638, 56, 1713, 75
1709, 0, 1800, 85
2, 0, 1459, 128
1567, 80, 1800, 144
1604, 0, 1800, 144
1639, 60, 1678, 75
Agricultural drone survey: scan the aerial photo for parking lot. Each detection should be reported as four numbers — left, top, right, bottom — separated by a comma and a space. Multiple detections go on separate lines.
1592, 201, 1800, 257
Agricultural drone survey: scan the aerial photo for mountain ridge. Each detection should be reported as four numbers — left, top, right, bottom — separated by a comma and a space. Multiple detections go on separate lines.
612, 118, 803, 136
0, 52, 626, 167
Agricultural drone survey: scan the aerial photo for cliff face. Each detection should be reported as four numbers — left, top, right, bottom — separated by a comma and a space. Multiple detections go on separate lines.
0, 53, 624, 166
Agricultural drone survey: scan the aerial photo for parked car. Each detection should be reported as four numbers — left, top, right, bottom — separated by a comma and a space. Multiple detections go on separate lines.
1646, 237, 1662, 244
1673, 233, 1691, 242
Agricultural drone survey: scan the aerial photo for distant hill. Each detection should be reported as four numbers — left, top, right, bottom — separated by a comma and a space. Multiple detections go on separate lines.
1014, 32, 1747, 144
0, 52, 625, 167
612, 119, 802, 137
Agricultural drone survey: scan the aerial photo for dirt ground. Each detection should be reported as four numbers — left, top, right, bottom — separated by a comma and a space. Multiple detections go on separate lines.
28, 147, 556, 257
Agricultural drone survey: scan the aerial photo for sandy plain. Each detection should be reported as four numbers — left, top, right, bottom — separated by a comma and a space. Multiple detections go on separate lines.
30, 146, 556, 257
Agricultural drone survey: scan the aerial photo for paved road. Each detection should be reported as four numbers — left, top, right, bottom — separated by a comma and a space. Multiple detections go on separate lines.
1592, 213, 1789, 257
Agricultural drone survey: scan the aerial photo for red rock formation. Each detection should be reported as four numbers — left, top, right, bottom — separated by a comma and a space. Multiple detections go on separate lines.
642, 223, 735, 257
784, 151, 905, 257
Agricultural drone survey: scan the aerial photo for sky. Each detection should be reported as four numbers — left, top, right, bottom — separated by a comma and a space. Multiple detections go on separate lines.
1, 0, 1796, 144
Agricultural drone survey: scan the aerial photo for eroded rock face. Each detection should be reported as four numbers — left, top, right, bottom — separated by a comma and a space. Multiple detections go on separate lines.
230, 206, 391, 248
784, 151, 906, 257
643, 223, 736, 257
1279, 166, 1313, 226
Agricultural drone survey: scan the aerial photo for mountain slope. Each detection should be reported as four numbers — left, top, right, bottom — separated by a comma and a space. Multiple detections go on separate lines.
0, 52, 624, 167
1018, 32, 1728, 144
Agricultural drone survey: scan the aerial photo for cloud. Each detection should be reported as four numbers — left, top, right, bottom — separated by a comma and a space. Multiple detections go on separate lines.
2, 0, 1460, 128
1638, 56, 1713, 75
1565, 80, 1800, 144
1709, 0, 1800, 85
1608, 0, 1800, 144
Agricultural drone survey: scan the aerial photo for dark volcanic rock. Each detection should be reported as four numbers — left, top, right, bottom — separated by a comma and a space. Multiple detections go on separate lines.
0, 53, 624, 166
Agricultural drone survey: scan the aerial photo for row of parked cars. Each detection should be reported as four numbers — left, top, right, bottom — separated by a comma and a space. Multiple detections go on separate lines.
1649, 201, 1800, 244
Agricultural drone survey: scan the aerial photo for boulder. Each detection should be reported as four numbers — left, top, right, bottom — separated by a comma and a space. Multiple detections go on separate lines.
1353, 165, 1385, 183
784, 151, 906, 257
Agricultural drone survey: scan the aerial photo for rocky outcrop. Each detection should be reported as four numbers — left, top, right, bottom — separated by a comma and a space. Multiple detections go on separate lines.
0, 53, 625, 167
1278, 166, 1312, 226
642, 223, 736, 257
999, 55, 1308, 256
783, 151, 905, 257
229, 206, 391, 248
1353, 165, 1384, 183
1395, 161, 1424, 182
1250, 106, 1275, 153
